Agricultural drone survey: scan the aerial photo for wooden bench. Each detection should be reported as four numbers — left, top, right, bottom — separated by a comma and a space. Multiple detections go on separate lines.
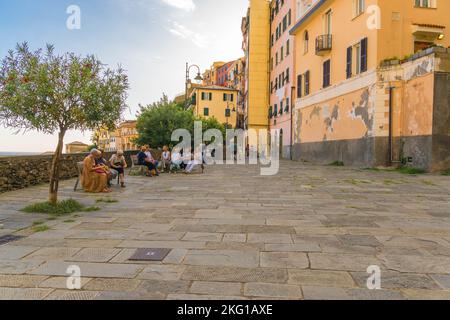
74, 161, 120, 191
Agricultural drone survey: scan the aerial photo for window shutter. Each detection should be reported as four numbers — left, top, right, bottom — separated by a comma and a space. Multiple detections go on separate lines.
223, 93, 227, 101
209, 93, 213, 100
201, 92, 205, 100
323, 60, 331, 88
305, 71, 310, 95
230, 94, 234, 102
361, 38, 368, 72
297, 75, 302, 98
346, 46, 353, 79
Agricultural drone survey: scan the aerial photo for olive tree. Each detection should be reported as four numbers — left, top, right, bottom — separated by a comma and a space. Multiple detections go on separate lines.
0, 43, 129, 204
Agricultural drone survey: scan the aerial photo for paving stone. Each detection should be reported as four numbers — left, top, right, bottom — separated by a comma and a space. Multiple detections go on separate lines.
337, 235, 381, 247
45, 289, 100, 300
0, 245, 37, 260
380, 254, 450, 274
247, 233, 292, 244
264, 243, 321, 253
29, 261, 143, 279
71, 248, 121, 263
351, 271, 440, 290
137, 232, 186, 241
38, 276, 92, 289
400, 289, 450, 300
190, 281, 242, 296
96, 291, 166, 300
163, 249, 188, 264
302, 286, 350, 300
84, 278, 142, 292
182, 232, 224, 242
288, 270, 356, 288
260, 252, 309, 268
309, 253, 382, 272
0, 287, 53, 300
430, 275, 450, 290
23, 247, 81, 261
345, 288, 406, 300
184, 250, 259, 268
137, 279, 190, 295
118, 240, 206, 249
138, 265, 186, 281
181, 266, 288, 283
244, 283, 302, 299
0, 275, 48, 288
223, 233, 247, 243
0, 260, 43, 275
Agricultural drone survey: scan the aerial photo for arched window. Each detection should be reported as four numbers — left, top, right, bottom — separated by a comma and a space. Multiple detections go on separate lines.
304, 31, 309, 54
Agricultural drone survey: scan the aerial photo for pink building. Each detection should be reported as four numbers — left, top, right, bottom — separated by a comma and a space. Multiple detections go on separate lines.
269, 0, 296, 159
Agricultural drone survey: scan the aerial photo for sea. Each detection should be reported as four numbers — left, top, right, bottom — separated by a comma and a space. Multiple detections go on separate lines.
0, 152, 42, 157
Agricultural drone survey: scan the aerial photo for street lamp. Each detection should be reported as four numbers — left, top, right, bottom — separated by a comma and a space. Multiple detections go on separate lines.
185, 63, 203, 109
225, 102, 236, 129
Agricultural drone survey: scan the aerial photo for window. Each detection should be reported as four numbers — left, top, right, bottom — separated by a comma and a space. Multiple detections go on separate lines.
355, 43, 361, 75
274, 104, 278, 117
323, 60, 331, 88
281, 46, 284, 61
288, 9, 292, 25
201, 92, 206, 100
354, 0, 365, 16
280, 101, 284, 115
209, 93, 213, 100
285, 97, 290, 112
286, 40, 290, 56
204, 108, 209, 116
361, 37, 368, 72
269, 106, 273, 119
304, 71, 310, 96
324, 10, 332, 35
346, 46, 353, 78
223, 93, 234, 101
286, 68, 290, 83
304, 31, 309, 54
283, 15, 287, 32
297, 74, 303, 98
415, 0, 436, 8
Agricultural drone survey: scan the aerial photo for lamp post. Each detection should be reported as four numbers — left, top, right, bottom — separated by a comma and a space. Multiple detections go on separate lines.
225, 102, 236, 129
185, 63, 203, 109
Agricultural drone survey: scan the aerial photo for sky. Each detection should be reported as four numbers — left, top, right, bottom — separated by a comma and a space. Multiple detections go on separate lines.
0, 0, 248, 152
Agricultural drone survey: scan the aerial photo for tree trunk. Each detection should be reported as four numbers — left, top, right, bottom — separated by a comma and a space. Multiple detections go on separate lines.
48, 130, 65, 205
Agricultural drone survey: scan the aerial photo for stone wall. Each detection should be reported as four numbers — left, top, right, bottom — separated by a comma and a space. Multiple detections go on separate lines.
0, 150, 147, 193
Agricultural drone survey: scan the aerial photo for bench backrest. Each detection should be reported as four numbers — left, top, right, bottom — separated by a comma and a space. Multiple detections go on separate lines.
76, 161, 84, 175
131, 155, 139, 166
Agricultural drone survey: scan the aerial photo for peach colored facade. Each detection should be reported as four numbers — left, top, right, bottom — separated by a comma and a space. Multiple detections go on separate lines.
269, 0, 296, 158
289, 0, 450, 170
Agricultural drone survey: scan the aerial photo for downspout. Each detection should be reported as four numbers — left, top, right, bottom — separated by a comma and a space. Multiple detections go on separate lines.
388, 85, 398, 165
290, 85, 295, 161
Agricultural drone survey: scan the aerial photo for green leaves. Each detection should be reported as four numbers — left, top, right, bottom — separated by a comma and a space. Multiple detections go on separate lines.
0, 43, 129, 134
135, 95, 226, 148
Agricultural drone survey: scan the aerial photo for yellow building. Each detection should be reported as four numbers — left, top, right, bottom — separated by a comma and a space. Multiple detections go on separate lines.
289, 0, 450, 170
242, 0, 271, 131
117, 121, 138, 151
65, 141, 89, 154
93, 120, 138, 152
190, 86, 239, 128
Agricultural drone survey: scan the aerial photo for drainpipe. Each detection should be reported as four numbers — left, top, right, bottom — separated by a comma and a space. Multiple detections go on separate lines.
290, 85, 295, 161
388, 86, 395, 166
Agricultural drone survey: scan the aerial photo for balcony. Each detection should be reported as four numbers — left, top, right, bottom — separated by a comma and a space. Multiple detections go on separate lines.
315, 34, 332, 55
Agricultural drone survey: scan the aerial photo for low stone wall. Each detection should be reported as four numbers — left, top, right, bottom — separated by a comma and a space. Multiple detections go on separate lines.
0, 150, 145, 193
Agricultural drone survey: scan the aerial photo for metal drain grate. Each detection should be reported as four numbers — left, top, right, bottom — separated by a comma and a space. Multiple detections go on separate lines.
128, 248, 171, 261
0, 235, 25, 246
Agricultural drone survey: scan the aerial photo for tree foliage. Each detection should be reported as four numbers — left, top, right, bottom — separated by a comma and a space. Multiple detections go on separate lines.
135, 94, 225, 148
0, 43, 129, 203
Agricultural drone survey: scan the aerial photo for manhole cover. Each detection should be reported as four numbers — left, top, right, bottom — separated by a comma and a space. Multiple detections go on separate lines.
0, 235, 25, 246
128, 248, 171, 261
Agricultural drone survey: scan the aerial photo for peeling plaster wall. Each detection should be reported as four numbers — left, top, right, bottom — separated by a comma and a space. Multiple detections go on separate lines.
292, 51, 450, 170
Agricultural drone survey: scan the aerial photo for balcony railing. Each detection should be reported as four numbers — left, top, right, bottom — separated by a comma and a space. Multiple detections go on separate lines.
315, 34, 332, 55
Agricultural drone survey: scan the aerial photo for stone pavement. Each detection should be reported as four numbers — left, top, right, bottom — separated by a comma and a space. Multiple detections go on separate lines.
0, 161, 450, 300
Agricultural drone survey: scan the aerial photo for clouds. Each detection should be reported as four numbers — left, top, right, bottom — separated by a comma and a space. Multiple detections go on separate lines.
161, 0, 196, 12
168, 21, 210, 48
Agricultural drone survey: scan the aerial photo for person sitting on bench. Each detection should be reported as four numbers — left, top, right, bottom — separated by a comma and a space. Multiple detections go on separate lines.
137, 146, 157, 177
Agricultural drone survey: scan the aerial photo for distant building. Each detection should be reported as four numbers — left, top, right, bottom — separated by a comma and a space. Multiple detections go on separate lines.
93, 120, 139, 152
189, 85, 239, 128
242, 0, 271, 133
65, 141, 89, 154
